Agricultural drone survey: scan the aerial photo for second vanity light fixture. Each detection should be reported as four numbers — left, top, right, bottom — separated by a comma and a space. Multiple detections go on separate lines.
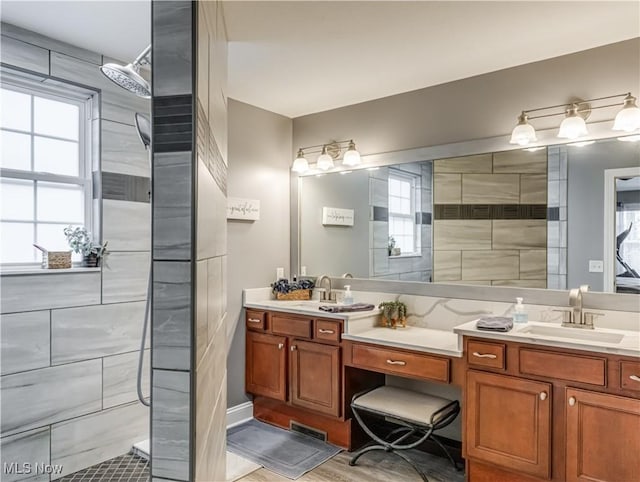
510, 92, 640, 146
292, 139, 361, 174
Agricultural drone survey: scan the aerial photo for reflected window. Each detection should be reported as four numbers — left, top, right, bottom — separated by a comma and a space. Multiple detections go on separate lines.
615, 176, 640, 293
388, 169, 420, 256
0, 82, 92, 265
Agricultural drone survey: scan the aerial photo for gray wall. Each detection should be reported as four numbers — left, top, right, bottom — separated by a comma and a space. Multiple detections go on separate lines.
226, 99, 293, 408
0, 24, 150, 480
567, 139, 640, 290
293, 39, 640, 157
300, 170, 370, 277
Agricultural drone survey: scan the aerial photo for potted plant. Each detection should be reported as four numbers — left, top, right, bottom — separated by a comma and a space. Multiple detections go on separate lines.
378, 301, 408, 329
388, 236, 396, 256
64, 226, 108, 267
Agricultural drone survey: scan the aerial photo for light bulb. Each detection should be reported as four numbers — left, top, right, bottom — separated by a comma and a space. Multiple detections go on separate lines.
316, 146, 334, 170
613, 94, 640, 132
342, 140, 361, 166
291, 149, 309, 173
509, 113, 537, 145
558, 105, 588, 139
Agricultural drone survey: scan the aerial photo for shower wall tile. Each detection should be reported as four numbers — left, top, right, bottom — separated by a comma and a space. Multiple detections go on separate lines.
196, 260, 208, 365
433, 251, 461, 281
433, 153, 492, 173
101, 172, 151, 204
102, 252, 150, 303
0, 311, 50, 376
462, 174, 520, 204
433, 220, 492, 250
520, 250, 547, 280
196, 158, 227, 260
492, 220, 546, 250
0, 36, 49, 75
1, 22, 101, 64
0, 273, 101, 314
102, 120, 150, 178
51, 301, 146, 364
433, 173, 461, 204
370, 178, 388, 207
103, 200, 151, 251
207, 257, 224, 344
50, 52, 150, 125
0, 359, 102, 436
493, 149, 547, 173
153, 151, 193, 260
0, 427, 50, 482
520, 174, 547, 204
152, 1, 193, 97
151, 369, 190, 481
152, 261, 192, 371
103, 350, 150, 408
492, 279, 547, 288
51, 402, 149, 479
462, 250, 519, 280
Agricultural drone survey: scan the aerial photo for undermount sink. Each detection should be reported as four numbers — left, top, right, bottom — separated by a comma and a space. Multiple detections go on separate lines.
519, 324, 625, 344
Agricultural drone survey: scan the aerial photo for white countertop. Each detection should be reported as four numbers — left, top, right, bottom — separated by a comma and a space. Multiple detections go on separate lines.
343, 327, 462, 357
244, 298, 381, 321
454, 320, 640, 358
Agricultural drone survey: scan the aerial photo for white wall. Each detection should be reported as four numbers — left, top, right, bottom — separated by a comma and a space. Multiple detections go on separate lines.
226, 99, 293, 407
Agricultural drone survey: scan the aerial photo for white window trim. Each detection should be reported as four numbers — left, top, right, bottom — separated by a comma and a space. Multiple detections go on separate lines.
388, 169, 421, 257
1, 78, 94, 268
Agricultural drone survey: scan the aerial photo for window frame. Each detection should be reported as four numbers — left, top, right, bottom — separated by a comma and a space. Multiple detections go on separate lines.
0, 78, 94, 267
388, 169, 420, 257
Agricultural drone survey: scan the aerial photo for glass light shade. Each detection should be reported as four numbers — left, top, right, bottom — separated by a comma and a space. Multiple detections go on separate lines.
342, 148, 361, 166
291, 154, 309, 173
558, 114, 588, 139
510, 123, 537, 145
613, 101, 640, 132
317, 152, 334, 170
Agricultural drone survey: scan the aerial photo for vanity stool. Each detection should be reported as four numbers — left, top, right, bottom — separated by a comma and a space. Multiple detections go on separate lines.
349, 386, 461, 482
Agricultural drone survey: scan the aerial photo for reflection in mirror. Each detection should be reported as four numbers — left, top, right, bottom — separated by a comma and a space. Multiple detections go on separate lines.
615, 175, 640, 293
298, 136, 640, 293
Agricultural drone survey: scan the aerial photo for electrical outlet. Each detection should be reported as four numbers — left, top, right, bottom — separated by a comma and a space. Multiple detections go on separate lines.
276, 267, 284, 279
300, 266, 307, 276
589, 260, 604, 273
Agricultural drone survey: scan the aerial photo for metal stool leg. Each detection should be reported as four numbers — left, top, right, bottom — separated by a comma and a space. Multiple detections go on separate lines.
349, 444, 386, 466
391, 449, 430, 482
430, 434, 460, 471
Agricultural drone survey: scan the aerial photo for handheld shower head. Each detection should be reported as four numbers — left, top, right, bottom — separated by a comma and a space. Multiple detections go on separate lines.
100, 45, 151, 99
134, 113, 151, 150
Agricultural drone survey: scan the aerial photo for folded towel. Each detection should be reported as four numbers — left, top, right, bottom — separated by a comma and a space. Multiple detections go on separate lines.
319, 303, 375, 313
475, 316, 513, 332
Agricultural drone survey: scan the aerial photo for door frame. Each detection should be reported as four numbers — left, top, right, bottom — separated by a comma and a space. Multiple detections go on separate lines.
603, 166, 640, 292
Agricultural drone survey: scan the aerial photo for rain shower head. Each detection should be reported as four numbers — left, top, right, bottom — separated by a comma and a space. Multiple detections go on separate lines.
100, 45, 151, 99
134, 113, 151, 149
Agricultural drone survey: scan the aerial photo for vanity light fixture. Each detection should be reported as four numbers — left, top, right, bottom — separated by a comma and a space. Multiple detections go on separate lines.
291, 139, 361, 174
509, 92, 640, 145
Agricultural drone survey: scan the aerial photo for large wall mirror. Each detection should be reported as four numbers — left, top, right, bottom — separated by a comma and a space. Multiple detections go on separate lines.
297, 136, 640, 293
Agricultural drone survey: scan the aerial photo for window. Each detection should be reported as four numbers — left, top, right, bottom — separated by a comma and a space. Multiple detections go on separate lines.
0, 81, 92, 265
388, 170, 420, 256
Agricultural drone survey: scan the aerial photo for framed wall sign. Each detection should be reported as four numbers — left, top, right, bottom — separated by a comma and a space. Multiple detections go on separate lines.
322, 207, 354, 226
227, 197, 260, 221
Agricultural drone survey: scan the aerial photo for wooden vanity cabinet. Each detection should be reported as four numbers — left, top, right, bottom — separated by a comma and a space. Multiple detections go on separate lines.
463, 336, 640, 482
245, 331, 287, 401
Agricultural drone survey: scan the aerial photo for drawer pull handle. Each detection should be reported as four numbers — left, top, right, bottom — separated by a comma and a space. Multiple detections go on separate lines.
629, 375, 640, 382
248, 318, 261, 323
568, 396, 576, 407
278, 343, 283, 350
472, 352, 497, 359
290, 345, 297, 351
539, 392, 547, 401
386, 359, 406, 366
318, 329, 335, 334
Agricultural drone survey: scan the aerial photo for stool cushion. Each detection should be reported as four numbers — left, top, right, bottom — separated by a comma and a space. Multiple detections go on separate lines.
352, 386, 454, 426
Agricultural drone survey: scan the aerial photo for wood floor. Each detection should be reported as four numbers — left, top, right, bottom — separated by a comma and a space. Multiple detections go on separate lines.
237, 449, 466, 482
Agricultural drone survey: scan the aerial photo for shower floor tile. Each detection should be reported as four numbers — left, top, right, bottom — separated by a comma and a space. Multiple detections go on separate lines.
59, 453, 149, 482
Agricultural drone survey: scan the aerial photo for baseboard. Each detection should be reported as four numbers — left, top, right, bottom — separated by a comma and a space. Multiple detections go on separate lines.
226, 401, 253, 428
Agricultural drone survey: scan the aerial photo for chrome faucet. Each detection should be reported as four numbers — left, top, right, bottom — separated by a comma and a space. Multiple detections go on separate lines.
317, 275, 336, 303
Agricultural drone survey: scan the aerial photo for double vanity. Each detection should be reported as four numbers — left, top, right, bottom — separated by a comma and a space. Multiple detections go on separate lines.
243, 286, 640, 482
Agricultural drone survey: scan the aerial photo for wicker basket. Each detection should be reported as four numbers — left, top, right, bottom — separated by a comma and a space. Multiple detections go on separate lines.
275, 289, 312, 301
45, 251, 72, 269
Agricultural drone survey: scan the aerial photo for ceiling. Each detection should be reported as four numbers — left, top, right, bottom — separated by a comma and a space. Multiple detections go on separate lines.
2, 1, 639, 118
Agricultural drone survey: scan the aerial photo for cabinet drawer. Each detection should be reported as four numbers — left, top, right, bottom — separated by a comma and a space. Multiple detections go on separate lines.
351, 343, 450, 383
246, 310, 266, 331
270, 313, 312, 339
519, 348, 606, 386
314, 319, 341, 343
620, 361, 640, 392
467, 340, 505, 369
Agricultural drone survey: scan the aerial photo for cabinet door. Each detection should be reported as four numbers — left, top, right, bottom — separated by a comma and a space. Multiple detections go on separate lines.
466, 370, 552, 479
290, 340, 341, 417
246, 332, 287, 401
566, 388, 640, 482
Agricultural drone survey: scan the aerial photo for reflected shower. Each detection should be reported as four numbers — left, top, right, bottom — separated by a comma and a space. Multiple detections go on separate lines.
100, 45, 151, 98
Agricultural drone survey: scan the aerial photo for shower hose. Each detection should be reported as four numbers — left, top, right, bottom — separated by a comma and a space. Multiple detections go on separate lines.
137, 270, 151, 407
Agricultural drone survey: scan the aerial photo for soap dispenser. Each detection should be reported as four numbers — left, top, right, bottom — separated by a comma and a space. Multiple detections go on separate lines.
343, 285, 354, 305
512, 297, 528, 323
